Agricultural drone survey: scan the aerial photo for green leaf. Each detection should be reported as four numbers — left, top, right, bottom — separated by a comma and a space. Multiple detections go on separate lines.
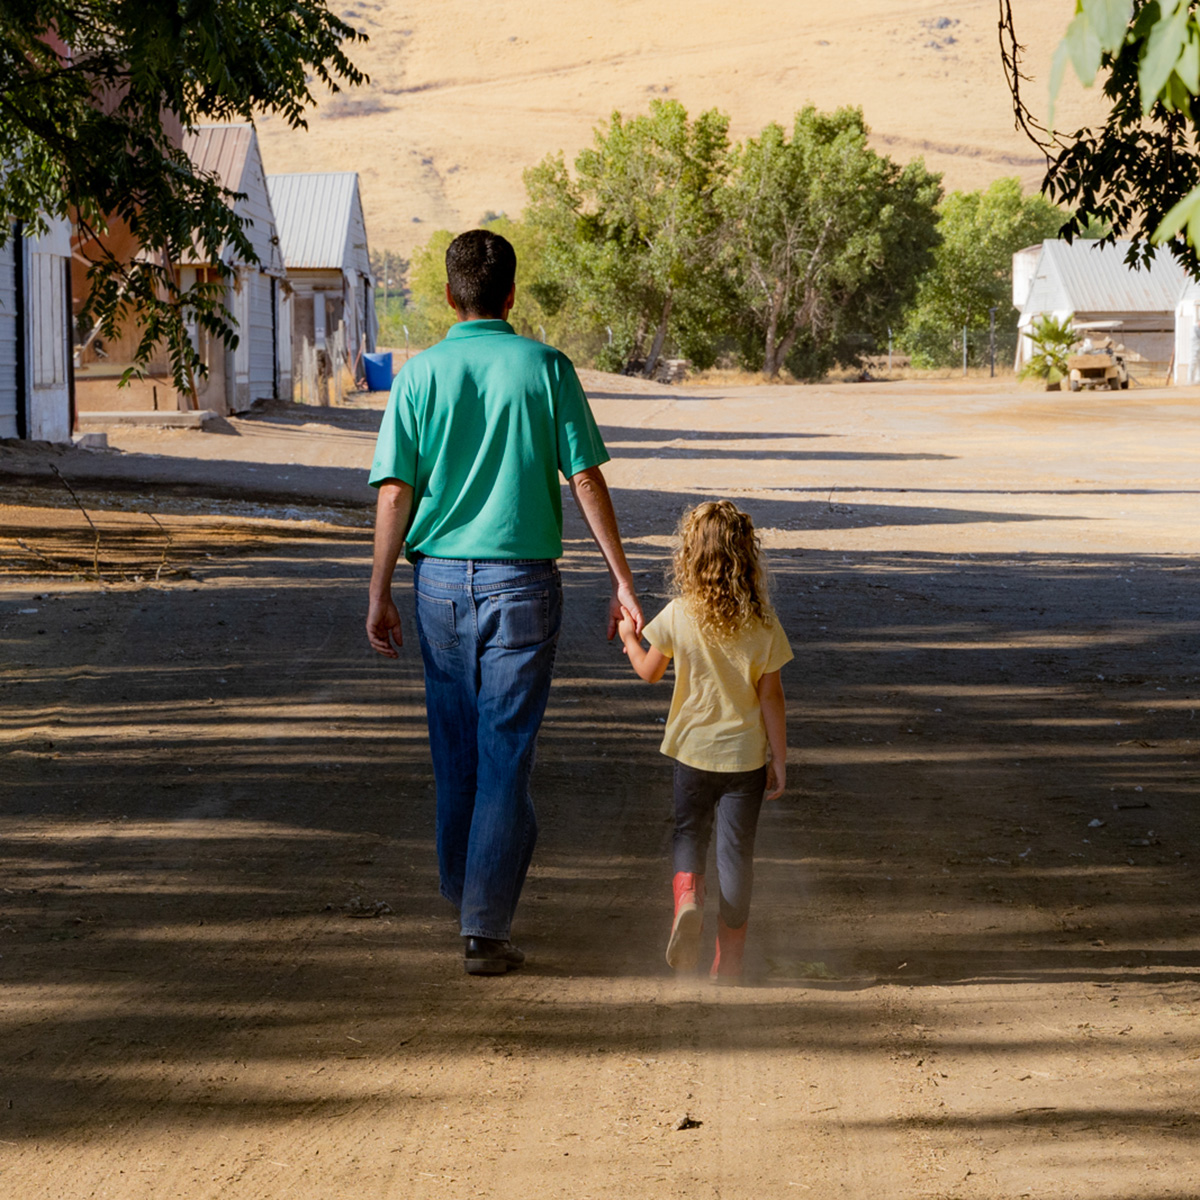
1176, 24, 1200, 92
1082, 0, 1134, 52
1152, 184, 1200, 244
1140, 4, 1192, 112
1066, 11, 1104, 84
1049, 40, 1073, 127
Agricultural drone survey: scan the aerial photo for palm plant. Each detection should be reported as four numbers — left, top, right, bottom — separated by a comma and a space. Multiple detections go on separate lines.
1020, 313, 1076, 389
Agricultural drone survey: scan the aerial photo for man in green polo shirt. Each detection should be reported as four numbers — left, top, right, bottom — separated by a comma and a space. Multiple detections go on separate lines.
366, 229, 642, 976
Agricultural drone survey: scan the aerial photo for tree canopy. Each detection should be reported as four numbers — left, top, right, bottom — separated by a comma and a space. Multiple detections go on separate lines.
520, 101, 941, 380
524, 100, 731, 377
899, 177, 1067, 368
722, 106, 941, 379
0, 0, 365, 390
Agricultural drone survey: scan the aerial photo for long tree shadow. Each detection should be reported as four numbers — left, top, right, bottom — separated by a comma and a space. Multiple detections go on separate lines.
1, 485, 1199, 1145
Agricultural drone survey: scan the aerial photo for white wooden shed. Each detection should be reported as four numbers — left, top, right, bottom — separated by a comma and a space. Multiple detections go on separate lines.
0, 217, 74, 443
182, 124, 288, 412
1173, 277, 1200, 384
266, 172, 376, 398
1015, 239, 1186, 377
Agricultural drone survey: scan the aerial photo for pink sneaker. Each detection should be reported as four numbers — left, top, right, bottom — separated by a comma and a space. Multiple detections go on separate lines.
710, 915, 747, 982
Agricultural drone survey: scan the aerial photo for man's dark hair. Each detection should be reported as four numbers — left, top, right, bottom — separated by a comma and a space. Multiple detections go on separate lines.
445, 229, 517, 317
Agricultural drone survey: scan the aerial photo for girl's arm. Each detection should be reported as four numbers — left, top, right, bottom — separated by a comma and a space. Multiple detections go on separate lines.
757, 669, 787, 799
618, 606, 670, 683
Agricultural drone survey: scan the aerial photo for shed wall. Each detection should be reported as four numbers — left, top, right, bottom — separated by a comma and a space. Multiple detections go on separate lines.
0, 234, 17, 438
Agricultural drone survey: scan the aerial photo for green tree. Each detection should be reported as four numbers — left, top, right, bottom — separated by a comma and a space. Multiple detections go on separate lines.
899, 178, 1068, 368
524, 100, 732, 376
1001, 0, 1200, 271
721, 106, 942, 380
0, 0, 365, 392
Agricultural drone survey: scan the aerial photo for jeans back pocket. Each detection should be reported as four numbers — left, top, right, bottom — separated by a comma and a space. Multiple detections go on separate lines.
416, 593, 459, 650
493, 588, 551, 649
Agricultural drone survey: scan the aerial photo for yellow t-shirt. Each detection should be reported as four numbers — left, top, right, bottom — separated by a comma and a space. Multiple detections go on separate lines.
643, 599, 793, 772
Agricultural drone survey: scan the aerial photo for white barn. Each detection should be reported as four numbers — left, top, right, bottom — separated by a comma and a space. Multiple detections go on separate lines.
0, 218, 75, 443
1015, 239, 1186, 378
267, 172, 375, 397
182, 124, 289, 412
1174, 277, 1200, 384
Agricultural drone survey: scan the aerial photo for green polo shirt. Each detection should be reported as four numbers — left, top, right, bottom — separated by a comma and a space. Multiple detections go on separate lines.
369, 320, 609, 561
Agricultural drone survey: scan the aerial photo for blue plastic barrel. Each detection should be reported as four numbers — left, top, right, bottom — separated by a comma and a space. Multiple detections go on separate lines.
362, 351, 394, 392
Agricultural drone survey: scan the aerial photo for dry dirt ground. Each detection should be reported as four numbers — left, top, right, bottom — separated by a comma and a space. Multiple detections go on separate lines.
253, 0, 1105, 259
2, 373, 1200, 1199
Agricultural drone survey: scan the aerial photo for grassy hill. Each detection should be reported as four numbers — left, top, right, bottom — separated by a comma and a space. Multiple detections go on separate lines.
255, 0, 1104, 262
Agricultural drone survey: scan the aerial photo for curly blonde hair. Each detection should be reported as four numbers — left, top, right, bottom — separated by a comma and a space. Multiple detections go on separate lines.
670, 500, 772, 639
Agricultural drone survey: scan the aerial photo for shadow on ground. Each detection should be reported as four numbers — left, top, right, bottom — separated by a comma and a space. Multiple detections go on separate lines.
1, 485, 1199, 1143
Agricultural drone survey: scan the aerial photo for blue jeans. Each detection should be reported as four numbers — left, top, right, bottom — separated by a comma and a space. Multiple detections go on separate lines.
413, 556, 563, 941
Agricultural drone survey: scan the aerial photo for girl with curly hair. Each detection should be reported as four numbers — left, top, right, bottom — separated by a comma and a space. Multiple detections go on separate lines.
617, 500, 792, 981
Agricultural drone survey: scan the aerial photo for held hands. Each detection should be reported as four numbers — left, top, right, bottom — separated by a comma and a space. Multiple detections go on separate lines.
366, 595, 403, 658
608, 580, 643, 641
765, 759, 786, 801
617, 604, 639, 653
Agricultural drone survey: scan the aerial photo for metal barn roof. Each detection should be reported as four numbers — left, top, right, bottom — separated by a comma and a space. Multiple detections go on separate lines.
185, 125, 253, 192
266, 173, 370, 276
182, 124, 283, 272
1023, 239, 1187, 315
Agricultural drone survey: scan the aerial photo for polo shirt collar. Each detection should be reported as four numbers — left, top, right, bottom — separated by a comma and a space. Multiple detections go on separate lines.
446, 319, 515, 339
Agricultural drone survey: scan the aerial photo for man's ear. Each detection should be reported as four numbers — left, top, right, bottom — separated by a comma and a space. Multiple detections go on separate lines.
445, 282, 457, 312
501, 284, 516, 319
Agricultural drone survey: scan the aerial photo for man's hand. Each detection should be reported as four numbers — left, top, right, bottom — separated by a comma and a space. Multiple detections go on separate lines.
765, 759, 786, 801
367, 595, 403, 658
609, 579, 643, 641
368, 479, 414, 661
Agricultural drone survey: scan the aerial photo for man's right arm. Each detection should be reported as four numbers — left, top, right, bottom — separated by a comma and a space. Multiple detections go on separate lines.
568, 465, 642, 639
367, 480, 414, 658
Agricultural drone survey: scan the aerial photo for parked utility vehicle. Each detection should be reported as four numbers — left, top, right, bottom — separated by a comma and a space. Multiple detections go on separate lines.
1067, 341, 1129, 391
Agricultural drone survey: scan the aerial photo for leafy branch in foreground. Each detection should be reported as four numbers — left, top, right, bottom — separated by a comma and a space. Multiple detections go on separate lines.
999, 0, 1200, 273
0, 0, 367, 392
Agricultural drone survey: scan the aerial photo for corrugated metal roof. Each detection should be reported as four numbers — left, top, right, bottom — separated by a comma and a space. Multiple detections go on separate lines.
266, 173, 369, 272
183, 125, 283, 273
185, 125, 253, 193
1025, 239, 1187, 315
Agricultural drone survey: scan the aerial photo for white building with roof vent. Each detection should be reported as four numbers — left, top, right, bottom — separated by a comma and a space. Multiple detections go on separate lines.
267, 172, 376, 398
1015, 239, 1187, 379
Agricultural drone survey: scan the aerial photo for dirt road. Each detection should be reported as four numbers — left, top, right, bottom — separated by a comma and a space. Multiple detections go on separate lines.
2, 375, 1199, 1198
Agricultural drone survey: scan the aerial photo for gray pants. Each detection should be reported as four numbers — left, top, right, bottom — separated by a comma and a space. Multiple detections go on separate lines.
672, 761, 767, 928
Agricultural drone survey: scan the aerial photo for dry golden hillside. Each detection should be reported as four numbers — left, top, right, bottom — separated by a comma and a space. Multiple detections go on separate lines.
255, 0, 1106, 261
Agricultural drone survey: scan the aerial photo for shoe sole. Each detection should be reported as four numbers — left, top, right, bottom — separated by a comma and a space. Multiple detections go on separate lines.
666, 904, 702, 970
464, 957, 510, 976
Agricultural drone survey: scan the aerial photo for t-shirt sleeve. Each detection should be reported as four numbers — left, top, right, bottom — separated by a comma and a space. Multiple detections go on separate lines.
763, 619, 794, 674
368, 372, 418, 488
554, 355, 610, 478
643, 602, 675, 657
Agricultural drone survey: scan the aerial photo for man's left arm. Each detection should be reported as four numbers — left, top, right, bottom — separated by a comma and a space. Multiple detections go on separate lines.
568, 465, 642, 639
367, 480, 414, 658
